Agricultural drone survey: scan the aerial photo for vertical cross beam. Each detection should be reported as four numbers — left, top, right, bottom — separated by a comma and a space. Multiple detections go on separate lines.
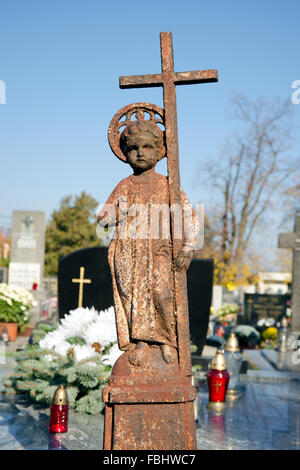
278, 215, 300, 332
120, 32, 218, 375
72, 266, 91, 308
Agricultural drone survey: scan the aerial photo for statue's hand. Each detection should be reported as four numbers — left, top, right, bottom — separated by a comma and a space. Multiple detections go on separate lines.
175, 249, 193, 272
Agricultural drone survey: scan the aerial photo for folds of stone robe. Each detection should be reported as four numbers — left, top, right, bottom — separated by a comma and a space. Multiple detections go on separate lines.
97, 172, 199, 351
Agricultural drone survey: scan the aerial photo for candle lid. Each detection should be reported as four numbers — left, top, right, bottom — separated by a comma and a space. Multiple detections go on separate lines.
209, 349, 227, 371
52, 385, 69, 406
225, 333, 240, 352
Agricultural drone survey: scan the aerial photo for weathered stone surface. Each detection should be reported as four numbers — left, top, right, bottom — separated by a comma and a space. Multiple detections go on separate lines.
278, 215, 300, 332
99, 31, 218, 450
102, 348, 197, 450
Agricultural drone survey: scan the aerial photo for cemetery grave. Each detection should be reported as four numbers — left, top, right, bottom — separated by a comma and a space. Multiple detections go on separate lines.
1, 340, 300, 450
1, 21, 300, 453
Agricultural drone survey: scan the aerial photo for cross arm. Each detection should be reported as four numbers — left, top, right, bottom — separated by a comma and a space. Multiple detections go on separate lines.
119, 73, 163, 89
278, 233, 298, 249
174, 69, 218, 85
120, 69, 218, 89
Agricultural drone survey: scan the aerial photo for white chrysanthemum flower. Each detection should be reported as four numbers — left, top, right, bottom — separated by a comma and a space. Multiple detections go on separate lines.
53, 341, 72, 357
101, 343, 123, 367
39, 306, 119, 364
73, 344, 97, 363
59, 307, 99, 337
39, 328, 67, 351
81, 307, 117, 348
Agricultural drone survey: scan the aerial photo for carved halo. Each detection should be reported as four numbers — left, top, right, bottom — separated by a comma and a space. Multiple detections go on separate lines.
108, 103, 165, 163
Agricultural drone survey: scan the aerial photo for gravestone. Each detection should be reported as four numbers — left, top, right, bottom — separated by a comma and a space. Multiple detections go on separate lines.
278, 215, 300, 333
58, 246, 113, 318
222, 287, 241, 305
8, 211, 46, 289
42, 276, 58, 298
41, 276, 58, 321
58, 247, 213, 354
187, 258, 214, 356
0, 266, 8, 283
241, 293, 288, 325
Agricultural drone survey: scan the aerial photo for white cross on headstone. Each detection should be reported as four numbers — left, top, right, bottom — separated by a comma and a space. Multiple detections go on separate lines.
278, 215, 300, 332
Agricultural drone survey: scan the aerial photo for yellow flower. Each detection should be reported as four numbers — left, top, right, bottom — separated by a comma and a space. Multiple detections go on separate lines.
262, 327, 278, 341
226, 281, 236, 291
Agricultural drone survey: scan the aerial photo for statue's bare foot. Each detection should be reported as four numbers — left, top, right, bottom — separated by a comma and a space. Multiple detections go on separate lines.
161, 344, 177, 363
128, 342, 150, 366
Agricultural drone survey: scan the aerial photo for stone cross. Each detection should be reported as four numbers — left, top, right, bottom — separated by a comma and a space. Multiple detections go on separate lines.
120, 31, 218, 375
72, 266, 91, 308
278, 215, 300, 332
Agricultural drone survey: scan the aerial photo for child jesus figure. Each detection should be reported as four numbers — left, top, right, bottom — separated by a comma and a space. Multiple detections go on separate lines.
98, 118, 199, 367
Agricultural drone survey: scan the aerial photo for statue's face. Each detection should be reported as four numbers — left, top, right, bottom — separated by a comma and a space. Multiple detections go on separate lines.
125, 131, 159, 172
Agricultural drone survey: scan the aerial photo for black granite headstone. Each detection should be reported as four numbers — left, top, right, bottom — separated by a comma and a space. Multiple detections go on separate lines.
58, 248, 214, 356
187, 258, 214, 356
58, 246, 113, 318
241, 293, 288, 326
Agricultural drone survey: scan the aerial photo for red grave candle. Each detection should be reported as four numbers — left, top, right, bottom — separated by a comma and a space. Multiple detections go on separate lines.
48, 385, 69, 433
207, 350, 230, 411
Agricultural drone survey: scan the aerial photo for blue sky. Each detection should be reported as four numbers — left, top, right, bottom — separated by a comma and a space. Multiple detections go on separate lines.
1, 0, 300, 266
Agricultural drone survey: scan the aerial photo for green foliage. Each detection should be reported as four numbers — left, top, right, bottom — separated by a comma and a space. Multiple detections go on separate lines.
75, 389, 105, 414
45, 191, 101, 275
0, 256, 10, 268
66, 336, 86, 346
0, 304, 25, 324
36, 322, 59, 333
1, 329, 112, 415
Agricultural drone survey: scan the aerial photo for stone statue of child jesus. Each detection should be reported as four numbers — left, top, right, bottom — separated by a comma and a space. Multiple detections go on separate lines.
98, 116, 198, 367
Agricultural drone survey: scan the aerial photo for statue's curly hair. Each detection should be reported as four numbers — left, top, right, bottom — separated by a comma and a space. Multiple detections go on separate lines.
120, 120, 166, 161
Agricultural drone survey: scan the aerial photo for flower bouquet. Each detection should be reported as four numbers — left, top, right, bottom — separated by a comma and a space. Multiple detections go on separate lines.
2, 306, 123, 414
215, 303, 239, 329
234, 325, 260, 350
0, 283, 36, 340
256, 317, 276, 334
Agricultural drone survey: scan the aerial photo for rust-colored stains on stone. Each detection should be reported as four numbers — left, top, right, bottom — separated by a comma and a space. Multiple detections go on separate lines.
102, 348, 197, 450
100, 31, 218, 450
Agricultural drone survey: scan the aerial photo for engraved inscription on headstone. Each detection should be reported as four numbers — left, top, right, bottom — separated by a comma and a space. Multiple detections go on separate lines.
242, 293, 288, 325
8, 211, 46, 289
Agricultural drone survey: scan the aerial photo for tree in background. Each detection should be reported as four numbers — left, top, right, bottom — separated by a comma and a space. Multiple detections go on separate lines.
196, 94, 299, 287
283, 182, 300, 222
0, 231, 10, 267
195, 213, 260, 288
45, 191, 100, 276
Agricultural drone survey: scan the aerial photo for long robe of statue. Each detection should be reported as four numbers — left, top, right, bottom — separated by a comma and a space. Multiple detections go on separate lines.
98, 119, 199, 365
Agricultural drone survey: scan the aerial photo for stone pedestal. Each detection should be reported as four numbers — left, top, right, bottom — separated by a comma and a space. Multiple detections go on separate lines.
102, 347, 197, 450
